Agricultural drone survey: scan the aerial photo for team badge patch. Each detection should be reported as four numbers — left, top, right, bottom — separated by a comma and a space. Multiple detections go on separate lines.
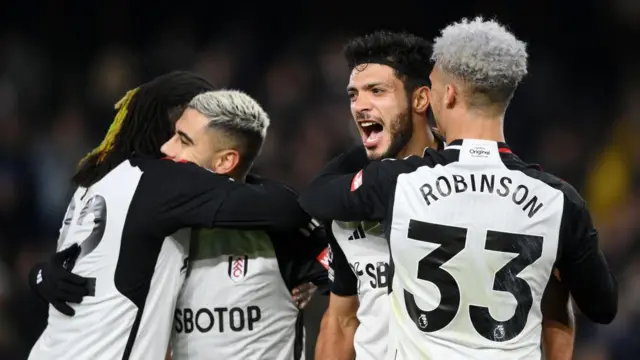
317, 247, 330, 270
228, 255, 248, 282
351, 170, 363, 191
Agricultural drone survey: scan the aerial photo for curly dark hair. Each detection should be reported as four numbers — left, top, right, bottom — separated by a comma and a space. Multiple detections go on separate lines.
343, 30, 432, 95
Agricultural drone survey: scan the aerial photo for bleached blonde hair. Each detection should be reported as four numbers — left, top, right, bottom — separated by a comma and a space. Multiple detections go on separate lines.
189, 90, 270, 138
431, 16, 528, 107
189, 90, 270, 174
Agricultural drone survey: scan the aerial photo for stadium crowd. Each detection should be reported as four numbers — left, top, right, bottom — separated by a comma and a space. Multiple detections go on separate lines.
0, 1, 639, 359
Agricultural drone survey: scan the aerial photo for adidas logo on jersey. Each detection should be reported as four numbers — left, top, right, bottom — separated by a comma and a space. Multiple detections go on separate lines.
348, 225, 366, 240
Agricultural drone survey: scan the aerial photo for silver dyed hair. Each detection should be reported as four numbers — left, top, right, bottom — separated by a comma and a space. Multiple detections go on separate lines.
431, 16, 528, 96
188, 90, 270, 138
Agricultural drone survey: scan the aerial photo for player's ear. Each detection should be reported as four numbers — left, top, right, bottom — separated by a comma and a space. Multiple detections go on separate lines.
412, 86, 430, 113
444, 83, 457, 109
211, 149, 240, 176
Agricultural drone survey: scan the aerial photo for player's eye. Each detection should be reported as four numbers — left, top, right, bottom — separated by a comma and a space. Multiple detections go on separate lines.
179, 138, 189, 146
348, 92, 357, 101
371, 88, 383, 94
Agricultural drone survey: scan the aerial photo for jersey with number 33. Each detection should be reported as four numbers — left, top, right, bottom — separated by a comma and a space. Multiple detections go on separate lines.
300, 140, 616, 360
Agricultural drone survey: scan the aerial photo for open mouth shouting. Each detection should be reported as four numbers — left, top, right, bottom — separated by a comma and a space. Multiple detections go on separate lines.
358, 119, 385, 150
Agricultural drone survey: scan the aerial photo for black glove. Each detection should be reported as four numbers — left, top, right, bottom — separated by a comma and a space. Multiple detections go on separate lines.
28, 244, 90, 316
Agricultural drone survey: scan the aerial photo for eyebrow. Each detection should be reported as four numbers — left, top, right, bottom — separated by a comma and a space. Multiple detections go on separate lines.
177, 130, 194, 145
346, 82, 386, 93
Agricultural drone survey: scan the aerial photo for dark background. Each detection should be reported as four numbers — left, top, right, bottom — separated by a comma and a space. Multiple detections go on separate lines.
0, 0, 639, 359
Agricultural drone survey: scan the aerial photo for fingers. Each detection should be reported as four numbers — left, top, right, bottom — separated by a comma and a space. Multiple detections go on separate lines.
291, 282, 314, 296
292, 282, 318, 308
60, 271, 89, 286
52, 301, 76, 317
297, 300, 309, 309
57, 281, 90, 300
55, 244, 81, 266
58, 292, 84, 304
59, 243, 81, 258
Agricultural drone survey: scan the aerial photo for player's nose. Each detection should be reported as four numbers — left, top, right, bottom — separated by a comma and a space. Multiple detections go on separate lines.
351, 93, 373, 113
160, 139, 177, 158
352, 96, 373, 113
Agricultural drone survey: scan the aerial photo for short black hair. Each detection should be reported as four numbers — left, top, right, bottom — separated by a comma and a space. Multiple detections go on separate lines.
343, 31, 432, 94
72, 71, 214, 187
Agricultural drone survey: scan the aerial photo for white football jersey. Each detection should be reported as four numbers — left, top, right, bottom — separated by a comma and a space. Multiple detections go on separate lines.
385, 140, 564, 360
171, 208, 328, 360
301, 140, 617, 359
329, 221, 390, 360
29, 158, 308, 360
300, 139, 606, 360
29, 161, 190, 360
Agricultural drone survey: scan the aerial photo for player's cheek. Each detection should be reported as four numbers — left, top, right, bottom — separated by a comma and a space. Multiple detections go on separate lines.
380, 130, 393, 150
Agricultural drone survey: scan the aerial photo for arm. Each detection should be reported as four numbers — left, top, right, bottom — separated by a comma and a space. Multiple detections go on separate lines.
541, 269, 575, 360
299, 148, 408, 222
556, 198, 617, 324
139, 159, 307, 236
287, 219, 332, 308
315, 294, 359, 360
291, 219, 330, 290
315, 230, 360, 359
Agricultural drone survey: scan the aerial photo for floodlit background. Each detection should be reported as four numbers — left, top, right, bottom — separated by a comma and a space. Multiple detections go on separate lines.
0, 0, 638, 359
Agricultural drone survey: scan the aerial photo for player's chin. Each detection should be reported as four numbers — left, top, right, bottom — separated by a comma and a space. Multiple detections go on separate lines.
364, 146, 388, 161
361, 135, 388, 160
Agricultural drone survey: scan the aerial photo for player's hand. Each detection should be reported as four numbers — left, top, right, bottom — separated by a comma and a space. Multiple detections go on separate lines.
28, 244, 90, 316
292, 282, 317, 309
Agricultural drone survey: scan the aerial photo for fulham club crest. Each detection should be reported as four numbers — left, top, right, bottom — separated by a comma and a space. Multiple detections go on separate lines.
228, 255, 248, 282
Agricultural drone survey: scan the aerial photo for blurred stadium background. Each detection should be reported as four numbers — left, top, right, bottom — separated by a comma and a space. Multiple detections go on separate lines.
0, 0, 638, 359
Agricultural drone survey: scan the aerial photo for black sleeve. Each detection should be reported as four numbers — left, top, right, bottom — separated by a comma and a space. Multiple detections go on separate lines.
556, 198, 617, 324
291, 219, 331, 290
298, 148, 416, 222
327, 228, 358, 296
319, 145, 370, 175
269, 218, 330, 292
136, 159, 308, 236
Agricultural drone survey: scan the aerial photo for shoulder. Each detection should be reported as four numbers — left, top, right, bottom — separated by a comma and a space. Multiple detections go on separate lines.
130, 158, 231, 188
422, 147, 461, 167
133, 157, 213, 177
245, 174, 300, 207
132, 158, 236, 200
512, 162, 586, 210
245, 173, 310, 227
375, 146, 461, 174
247, 173, 299, 196
365, 149, 450, 178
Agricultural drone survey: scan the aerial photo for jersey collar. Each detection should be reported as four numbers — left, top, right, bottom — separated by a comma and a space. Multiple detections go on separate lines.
444, 139, 512, 154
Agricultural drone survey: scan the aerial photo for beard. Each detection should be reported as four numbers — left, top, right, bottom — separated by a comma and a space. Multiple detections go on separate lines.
370, 105, 414, 161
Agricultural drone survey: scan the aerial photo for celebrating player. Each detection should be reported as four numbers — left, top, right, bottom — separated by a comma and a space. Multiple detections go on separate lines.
161, 90, 328, 360
315, 31, 440, 360
301, 19, 616, 360
28, 72, 310, 360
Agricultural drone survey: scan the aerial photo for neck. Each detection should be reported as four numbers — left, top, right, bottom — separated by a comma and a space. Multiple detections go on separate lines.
231, 172, 246, 183
207, 166, 246, 183
444, 109, 505, 143
396, 120, 437, 158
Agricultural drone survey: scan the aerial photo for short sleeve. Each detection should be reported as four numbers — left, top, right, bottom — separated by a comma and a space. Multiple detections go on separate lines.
327, 231, 358, 296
